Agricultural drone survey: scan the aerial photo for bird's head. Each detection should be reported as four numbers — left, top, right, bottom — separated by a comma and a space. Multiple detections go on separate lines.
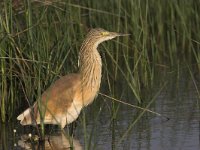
86, 28, 129, 45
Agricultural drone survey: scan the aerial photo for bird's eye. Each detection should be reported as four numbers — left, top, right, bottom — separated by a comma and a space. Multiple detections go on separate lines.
101, 32, 109, 36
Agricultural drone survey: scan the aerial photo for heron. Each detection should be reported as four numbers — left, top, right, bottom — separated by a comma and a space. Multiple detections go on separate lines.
17, 28, 128, 129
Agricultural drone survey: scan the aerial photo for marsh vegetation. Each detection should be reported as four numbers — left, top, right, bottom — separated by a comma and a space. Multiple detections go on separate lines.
0, 0, 199, 149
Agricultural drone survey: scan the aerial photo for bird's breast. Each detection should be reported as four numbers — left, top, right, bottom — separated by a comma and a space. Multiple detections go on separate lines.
74, 84, 100, 107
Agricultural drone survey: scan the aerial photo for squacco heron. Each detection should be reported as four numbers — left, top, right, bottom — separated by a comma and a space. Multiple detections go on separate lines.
17, 28, 128, 129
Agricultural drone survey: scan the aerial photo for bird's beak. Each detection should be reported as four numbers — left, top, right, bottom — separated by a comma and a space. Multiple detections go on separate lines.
110, 32, 130, 37
118, 33, 130, 36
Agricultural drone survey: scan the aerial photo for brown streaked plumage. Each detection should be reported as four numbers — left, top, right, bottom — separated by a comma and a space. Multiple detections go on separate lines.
17, 28, 128, 128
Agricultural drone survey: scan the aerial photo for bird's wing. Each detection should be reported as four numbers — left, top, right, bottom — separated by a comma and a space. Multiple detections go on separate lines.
17, 73, 81, 125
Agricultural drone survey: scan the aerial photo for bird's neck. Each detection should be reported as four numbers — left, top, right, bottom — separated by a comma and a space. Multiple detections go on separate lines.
78, 39, 102, 91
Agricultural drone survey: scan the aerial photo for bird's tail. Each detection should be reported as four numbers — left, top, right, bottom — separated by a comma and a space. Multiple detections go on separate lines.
17, 108, 33, 125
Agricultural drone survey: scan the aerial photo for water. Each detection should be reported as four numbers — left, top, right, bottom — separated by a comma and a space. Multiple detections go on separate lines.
0, 72, 199, 150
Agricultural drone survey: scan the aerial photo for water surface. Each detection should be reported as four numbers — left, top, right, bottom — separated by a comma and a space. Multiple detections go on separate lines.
0, 71, 199, 150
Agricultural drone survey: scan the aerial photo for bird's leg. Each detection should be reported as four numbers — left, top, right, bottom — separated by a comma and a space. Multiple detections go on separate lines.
69, 120, 78, 136
60, 117, 67, 129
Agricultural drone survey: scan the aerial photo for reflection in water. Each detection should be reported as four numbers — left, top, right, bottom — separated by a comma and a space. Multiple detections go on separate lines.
17, 133, 82, 150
